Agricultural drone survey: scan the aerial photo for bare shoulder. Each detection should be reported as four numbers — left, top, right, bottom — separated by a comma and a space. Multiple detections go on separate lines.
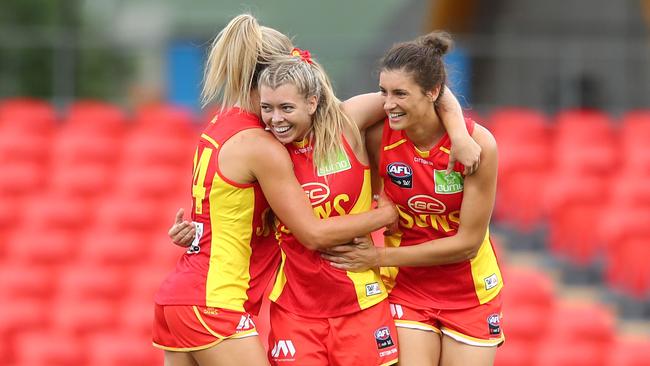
471, 123, 497, 155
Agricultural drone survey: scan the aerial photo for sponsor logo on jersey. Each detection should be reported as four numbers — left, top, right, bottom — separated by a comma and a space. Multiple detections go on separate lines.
387, 162, 413, 188
413, 156, 434, 166
271, 340, 296, 360
487, 313, 501, 335
235, 314, 255, 331
389, 303, 404, 319
374, 327, 395, 349
187, 221, 204, 254
407, 195, 446, 214
302, 182, 331, 206
484, 273, 499, 290
365, 282, 382, 296
434, 170, 464, 194
317, 147, 351, 176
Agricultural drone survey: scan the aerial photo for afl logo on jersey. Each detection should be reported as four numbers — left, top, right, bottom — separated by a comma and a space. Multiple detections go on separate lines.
407, 195, 446, 214
302, 182, 330, 206
387, 162, 413, 188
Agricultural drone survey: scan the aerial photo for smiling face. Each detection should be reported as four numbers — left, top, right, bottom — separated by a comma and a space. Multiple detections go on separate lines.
379, 69, 440, 131
260, 83, 318, 144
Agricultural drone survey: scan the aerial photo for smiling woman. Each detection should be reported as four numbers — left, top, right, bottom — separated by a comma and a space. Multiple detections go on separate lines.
322, 31, 504, 366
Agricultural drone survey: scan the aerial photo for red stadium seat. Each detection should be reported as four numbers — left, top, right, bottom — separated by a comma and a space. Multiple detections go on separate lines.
118, 297, 155, 337
534, 342, 608, 366
6, 227, 76, 266
24, 193, 90, 234
52, 129, 123, 168
500, 266, 555, 312
0, 132, 51, 167
87, 332, 162, 366
608, 337, 650, 366
57, 265, 127, 302
550, 301, 615, 345
0, 98, 57, 137
545, 175, 610, 264
121, 132, 195, 170
0, 162, 45, 197
78, 228, 150, 267
51, 298, 118, 335
49, 163, 115, 200
495, 170, 548, 230
553, 108, 618, 175
13, 330, 86, 366
494, 340, 534, 366
0, 264, 56, 300
132, 103, 197, 140
94, 195, 167, 235
63, 100, 128, 138
489, 107, 550, 144
114, 165, 189, 202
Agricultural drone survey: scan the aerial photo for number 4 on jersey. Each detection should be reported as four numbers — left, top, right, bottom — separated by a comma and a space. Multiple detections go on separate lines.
192, 147, 213, 214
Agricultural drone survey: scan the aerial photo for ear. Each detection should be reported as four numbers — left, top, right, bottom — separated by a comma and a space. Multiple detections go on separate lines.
307, 95, 318, 115
425, 86, 442, 103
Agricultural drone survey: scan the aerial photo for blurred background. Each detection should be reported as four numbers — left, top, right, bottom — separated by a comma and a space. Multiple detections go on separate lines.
1, 0, 650, 365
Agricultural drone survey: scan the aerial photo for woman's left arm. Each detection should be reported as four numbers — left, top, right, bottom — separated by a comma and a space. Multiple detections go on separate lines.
323, 125, 497, 270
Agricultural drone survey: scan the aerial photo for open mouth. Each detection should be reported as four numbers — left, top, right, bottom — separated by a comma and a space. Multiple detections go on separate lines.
388, 112, 406, 119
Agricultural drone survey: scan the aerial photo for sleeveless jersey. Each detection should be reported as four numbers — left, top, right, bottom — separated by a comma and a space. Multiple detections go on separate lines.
269, 136, 387, 317
379, 118, 503, 309
156, 108, 280, 315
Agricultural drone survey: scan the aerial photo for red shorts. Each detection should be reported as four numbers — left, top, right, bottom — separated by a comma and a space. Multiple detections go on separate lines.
390, 294, 504, 347
152, 304, 258, 352
268, 300, 398, 366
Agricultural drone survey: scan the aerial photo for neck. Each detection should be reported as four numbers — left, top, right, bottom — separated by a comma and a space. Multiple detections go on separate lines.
404, 108, 445, 151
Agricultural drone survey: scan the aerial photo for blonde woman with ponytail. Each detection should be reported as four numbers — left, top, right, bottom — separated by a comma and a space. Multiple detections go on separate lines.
323, 31, 504, 366
161, 14, 481, 366
153, 14, 399, 366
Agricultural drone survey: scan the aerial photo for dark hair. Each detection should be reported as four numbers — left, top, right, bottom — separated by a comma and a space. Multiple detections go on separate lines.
380, 31, 452, 100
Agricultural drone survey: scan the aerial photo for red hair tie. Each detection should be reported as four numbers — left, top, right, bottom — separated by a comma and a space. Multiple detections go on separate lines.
291, 47, 313, 64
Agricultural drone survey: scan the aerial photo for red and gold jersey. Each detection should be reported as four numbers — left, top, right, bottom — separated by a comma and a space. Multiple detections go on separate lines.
379, 118, 503, 309
269, 137, 387, 317
156, 108, 279, 315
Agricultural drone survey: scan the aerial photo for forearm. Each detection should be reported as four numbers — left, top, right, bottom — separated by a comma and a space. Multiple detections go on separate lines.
436, 86, 469, 142
299, 205, 395, 250
379, 234, 481, 267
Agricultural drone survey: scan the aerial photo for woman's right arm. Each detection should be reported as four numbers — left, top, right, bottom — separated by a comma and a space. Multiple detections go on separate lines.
242, 130, 397, 251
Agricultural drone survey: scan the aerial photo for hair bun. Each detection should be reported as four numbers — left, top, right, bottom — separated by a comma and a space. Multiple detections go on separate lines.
419, 31, 453, 56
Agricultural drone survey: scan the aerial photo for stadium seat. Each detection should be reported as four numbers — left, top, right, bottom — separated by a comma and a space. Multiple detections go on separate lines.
132, 103, 197, 139
500, 266, 555, 311
0, 98, 57, 137
87, 332, 162, 366
495, 170, 548, 230
52, 129, 123, 168
78, 228, 149, 267
0, 264, 55, 300
49, 163, 115, 200
121, 132, 195, 170
13, 330, 87, 366
494, 340, 534, 366
56, 265, 126, 302
545, 175, 610, 264
489, 107, 550, 143
534, 342, 608, 366
52, 298, 118, 335
24, 193, 89, 234
6, 227, 76, 266
0, 132, 51, 167
0, 162, 45, 197
114, 165, 189, 203
608, 337, 650, 366
63, 100, 128, 138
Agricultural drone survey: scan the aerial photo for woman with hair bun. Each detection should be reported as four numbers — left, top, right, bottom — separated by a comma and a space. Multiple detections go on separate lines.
324, 31, 504, 366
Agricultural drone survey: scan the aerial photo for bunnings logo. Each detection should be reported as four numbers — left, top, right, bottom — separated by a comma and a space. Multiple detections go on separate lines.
434, 170, 463, 194
317, 148, 351, 176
